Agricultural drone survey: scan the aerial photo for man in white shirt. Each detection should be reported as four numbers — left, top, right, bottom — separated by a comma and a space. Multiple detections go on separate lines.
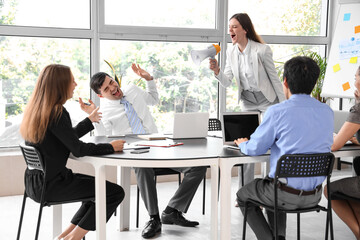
87, 64, 158, 136
79, 63, 206, 239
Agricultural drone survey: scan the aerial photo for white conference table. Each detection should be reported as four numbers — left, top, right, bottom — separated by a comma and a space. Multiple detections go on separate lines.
70, 136, 222, 240
62, 135, 360, 240
218, 145, 360, 240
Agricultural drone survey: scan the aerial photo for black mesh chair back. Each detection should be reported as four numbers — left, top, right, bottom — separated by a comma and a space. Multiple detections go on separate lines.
17, 143, 87, 240
243, 153, 335, 240
208, 118, 221, 131
275, 154, 333, 179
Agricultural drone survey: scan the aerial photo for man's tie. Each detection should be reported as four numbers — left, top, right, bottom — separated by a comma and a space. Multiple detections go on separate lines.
120, 97, 146, 134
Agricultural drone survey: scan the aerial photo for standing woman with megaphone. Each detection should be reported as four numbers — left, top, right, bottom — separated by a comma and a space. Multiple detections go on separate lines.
209, 13, 285, 202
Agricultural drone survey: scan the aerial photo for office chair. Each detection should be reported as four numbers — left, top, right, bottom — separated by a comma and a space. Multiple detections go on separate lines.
336, 157, 353, 170
242, 153, 335, 240
202, 118, 223, 214
136, 168, 182, 228
205, 118, 245, 212
208, 118, 245, 185
337, 155, 360, 175
17, 143, 88, 240
208, 118, 222, 131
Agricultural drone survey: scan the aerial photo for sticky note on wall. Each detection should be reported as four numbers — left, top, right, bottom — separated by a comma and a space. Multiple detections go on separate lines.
356, 25, 360, 34
350, 57, 358, 63
342, 82, 351, 91
344, 13, 351, 21
333, 64, 341, 72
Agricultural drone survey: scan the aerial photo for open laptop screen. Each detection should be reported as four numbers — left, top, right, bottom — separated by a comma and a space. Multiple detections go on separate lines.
221, 112, 260, 145
171, 112, 209, 139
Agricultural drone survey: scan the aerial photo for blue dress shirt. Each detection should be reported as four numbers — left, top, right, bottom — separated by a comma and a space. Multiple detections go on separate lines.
239, 94, 334, 191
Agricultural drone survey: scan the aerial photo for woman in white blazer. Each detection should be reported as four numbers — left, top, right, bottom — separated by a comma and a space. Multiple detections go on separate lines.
209, 13, 285, 196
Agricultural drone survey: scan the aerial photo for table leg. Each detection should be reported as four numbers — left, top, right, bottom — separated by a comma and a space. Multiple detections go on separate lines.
118, 166, 131, 231
261, 161, 269, 178
94, 164, 107, 240
53, 205, 62, 238
220, 160, 233, 240
210, 163, 219, 240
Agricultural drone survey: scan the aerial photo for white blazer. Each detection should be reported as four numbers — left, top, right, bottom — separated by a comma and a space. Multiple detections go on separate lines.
216, 40, 285, 103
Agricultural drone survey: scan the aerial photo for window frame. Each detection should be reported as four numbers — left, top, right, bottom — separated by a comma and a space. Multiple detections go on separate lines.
0, 0, 333, 149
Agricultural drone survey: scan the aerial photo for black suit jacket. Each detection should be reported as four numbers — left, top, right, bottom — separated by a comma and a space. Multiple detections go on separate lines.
27, 107, 114, 181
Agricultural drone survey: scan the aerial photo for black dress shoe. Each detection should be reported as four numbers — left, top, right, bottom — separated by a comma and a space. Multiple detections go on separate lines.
142, 218, 162, 239
161, 211, 199, 227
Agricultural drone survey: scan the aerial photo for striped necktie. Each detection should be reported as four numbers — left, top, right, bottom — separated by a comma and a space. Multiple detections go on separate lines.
120, 97, 146, 134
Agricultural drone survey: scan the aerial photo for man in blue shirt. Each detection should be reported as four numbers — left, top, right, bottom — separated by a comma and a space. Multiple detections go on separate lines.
234, 56, 333, 240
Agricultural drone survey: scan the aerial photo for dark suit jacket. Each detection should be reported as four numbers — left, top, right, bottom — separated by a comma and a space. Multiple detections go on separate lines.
26, 107, 114, 181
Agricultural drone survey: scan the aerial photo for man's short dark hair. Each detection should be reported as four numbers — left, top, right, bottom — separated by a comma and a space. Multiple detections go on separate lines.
283, 56, 320, 95
90, 72, 111, 94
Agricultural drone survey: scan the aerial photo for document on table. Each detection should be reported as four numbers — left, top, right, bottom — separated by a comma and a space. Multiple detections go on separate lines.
136, 140, 184, 147
123, 143, 150, 150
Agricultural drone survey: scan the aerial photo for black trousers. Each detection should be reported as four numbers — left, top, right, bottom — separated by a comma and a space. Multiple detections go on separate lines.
25, 168, 124, 231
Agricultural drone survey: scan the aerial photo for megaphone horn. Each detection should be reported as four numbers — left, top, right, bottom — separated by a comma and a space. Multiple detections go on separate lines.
191, 44, 221, 66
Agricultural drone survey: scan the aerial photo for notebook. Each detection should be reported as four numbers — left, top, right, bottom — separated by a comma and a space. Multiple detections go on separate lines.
169, 112, 209, 139
221, 112, 261, 149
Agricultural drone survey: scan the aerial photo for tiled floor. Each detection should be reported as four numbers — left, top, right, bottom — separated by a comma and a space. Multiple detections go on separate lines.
2, 169, 356, 240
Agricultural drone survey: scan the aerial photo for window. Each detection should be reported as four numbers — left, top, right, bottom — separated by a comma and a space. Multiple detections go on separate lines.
0, 1, 332, 148
100, 40, 218, 133
228, 0, 328, 36
0, 36, 90, 147
0, 0, 90, 29
105, 0, 216, 28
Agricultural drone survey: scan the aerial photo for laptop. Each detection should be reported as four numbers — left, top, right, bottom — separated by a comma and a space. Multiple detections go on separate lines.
170, 112, 209, 139
221, 112, 261, 149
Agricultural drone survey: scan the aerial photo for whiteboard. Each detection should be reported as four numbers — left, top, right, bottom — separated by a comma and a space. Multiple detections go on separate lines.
322, 2, 360, 99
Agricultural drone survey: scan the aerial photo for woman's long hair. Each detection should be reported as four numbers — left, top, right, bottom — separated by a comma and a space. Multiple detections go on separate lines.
230, 13, 264, 44
20, 64, 72, 143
